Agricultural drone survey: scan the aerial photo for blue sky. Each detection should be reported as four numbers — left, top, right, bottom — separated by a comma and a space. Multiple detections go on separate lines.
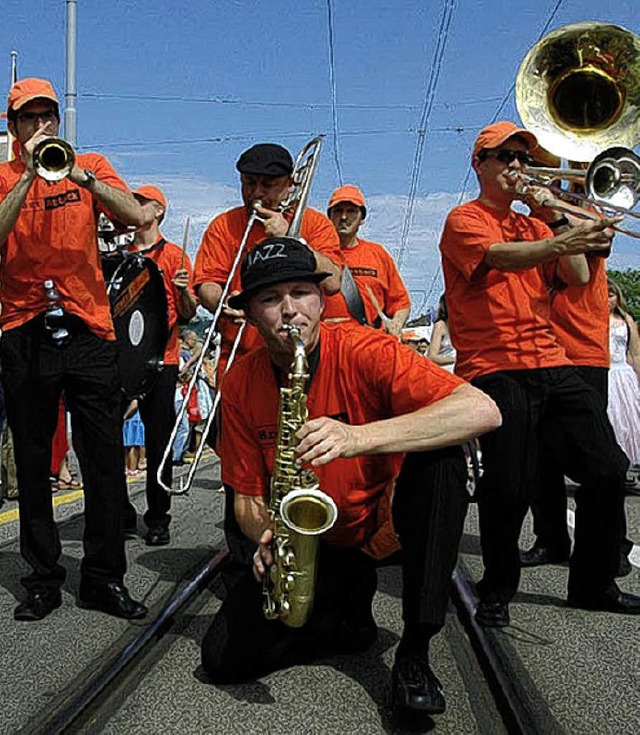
2, 0, 638, 314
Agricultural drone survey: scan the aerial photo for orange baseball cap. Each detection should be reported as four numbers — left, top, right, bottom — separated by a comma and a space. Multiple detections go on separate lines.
472, 121, 537, 159
7, 78, 59, 113
327, 184, 367, 217
133, 185, 166, 208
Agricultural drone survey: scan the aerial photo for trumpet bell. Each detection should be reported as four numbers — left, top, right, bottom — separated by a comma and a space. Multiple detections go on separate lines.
516, 22, 640, 162
32, 137, 75, 181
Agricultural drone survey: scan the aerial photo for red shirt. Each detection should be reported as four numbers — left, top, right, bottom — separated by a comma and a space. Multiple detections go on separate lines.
439, 199, 569, 381
219, 322, 464, 548
547, 254, 609, 368
194, 206, 343, 378
327, 238, 411, 324
127, 237, 195, 365
0, 153, 130, 340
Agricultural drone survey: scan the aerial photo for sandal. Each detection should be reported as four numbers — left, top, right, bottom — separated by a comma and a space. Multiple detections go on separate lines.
50, 475, 60, 493
58, 476, 82, 490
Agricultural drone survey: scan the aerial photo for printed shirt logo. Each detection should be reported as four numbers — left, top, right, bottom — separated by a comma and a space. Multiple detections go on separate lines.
43, 189, 81, 210
351, 267, 377, 278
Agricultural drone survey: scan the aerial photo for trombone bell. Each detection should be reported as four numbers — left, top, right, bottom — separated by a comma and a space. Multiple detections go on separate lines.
516, 22, 640, 162
32, 137, 75, 182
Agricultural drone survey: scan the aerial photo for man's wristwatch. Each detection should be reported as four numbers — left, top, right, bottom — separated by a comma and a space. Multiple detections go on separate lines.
79, 169, 97, 189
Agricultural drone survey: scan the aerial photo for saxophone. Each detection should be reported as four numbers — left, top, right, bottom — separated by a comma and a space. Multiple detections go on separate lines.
263, 325, 338, 628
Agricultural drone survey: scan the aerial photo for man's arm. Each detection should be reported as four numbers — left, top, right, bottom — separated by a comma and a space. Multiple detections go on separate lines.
197, 282, 223, 314
69, 167, 154, 227
296, 382, 501, 466
0, 168, 35, 246
484, 217, 617, 274
386, 307, 410, 338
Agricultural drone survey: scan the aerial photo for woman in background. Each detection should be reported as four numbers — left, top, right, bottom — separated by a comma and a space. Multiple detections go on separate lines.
607, 279, 640, 491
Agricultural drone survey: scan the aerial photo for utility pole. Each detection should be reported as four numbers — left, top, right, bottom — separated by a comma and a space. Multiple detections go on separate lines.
64, 0, 77, 146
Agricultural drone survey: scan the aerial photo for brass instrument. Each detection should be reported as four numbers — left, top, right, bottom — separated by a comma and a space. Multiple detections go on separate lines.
32, 137, 75, 181
513, 21, 640, 238
263, 325, 338, 628
156, 136, 325, 495
515, 21, 640, 162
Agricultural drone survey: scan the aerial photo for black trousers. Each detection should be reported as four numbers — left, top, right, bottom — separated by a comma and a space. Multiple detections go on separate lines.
473, 366, 628, 605
0, 317, 128, 590
122, 365, 178, 532
202, 446, 468, 682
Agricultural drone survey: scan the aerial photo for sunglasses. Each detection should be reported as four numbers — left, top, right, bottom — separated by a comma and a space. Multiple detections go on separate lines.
16, 110, 57, 124
484, 149, 534, 166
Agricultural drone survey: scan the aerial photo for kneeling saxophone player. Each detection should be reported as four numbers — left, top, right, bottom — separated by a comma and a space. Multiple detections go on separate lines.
200, 237, 501, 715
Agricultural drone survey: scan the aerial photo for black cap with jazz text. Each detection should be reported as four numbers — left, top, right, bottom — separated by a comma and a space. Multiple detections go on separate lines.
228, 237, 330, 309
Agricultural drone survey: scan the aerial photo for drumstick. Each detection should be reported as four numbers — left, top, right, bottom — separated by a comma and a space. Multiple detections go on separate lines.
180, 215, 190, 269
364, 284, 391, 327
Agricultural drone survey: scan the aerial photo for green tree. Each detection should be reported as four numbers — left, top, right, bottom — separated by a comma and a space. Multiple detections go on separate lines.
607, 268, 640, 321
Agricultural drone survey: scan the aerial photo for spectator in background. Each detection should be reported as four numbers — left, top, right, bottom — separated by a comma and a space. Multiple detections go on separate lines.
607, 279, 640, 492
427, 295, 456, 373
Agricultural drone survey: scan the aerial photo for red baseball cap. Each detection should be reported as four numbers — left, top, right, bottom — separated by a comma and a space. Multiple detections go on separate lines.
133, 185, 166, 208
7, 78, 59, 113
327, 184, 367, 218
472, 121, 537, 159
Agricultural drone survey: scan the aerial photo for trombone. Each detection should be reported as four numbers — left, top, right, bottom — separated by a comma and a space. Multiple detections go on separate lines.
156, 135, 325, 495
512, 146, 640, 239
514, 21, 640, 237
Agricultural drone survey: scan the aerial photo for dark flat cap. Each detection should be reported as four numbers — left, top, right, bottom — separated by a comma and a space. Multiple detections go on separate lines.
236, 143, 294, 177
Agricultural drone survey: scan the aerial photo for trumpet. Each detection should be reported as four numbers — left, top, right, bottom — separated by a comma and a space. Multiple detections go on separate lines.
32, 137, 75, 181
156, 136, 325, 495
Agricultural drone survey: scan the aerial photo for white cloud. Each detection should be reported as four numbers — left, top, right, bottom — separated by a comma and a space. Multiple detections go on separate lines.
128, 172, 638, 316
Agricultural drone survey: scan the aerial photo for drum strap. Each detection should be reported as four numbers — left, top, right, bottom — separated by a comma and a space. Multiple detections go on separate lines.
341, 265, 370, 326
136, 238, 167, 256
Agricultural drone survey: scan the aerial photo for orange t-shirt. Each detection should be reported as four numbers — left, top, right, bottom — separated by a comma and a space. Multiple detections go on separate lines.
439, 199, 569, 382
326, 238, 411, 324
127, 237, 195, 365
546, 254, 609, 368
0, 153, 131, 340
219, 322, 464, 548
194, 205, 343, 377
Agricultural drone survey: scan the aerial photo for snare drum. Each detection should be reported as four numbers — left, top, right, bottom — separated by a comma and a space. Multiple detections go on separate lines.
102, 252, 169, 401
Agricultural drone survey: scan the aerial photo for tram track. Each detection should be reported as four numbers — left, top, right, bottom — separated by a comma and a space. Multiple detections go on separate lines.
15, 548, 560, 735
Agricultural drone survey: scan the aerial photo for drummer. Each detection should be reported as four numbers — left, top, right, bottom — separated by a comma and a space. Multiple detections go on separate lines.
121, 185, 197, 546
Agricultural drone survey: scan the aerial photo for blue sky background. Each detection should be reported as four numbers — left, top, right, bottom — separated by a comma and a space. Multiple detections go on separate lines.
2, 0, 638, 315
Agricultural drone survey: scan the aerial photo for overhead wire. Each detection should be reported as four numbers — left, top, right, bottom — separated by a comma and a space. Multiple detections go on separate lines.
395, 0, 457, 273
325, 0, 343, 184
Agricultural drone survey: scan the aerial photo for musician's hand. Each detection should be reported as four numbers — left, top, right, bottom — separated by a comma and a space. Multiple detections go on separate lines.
254, 203, 289, 237
556, 216, 620, 253
21, 121, 54, 177
384, 320, 403, 340
253, 528, 274, 582
295, 416, 359, 467
172, 268, 190, 291
516, 182, 555, 217
222, 290, 246, 324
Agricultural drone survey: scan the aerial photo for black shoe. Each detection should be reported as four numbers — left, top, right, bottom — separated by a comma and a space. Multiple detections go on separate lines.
14, 587, 62, 621
391, 653, 445, 715
146, 527, 170, 546
520, 544, 570, 568
568, 586, 640, 615
475, 600, 510, 627
78, 581, 147, 619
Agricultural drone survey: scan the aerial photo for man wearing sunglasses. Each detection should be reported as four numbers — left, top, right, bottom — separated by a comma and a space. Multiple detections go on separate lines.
439, 121, 640, 627
0, 78, 154, 622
